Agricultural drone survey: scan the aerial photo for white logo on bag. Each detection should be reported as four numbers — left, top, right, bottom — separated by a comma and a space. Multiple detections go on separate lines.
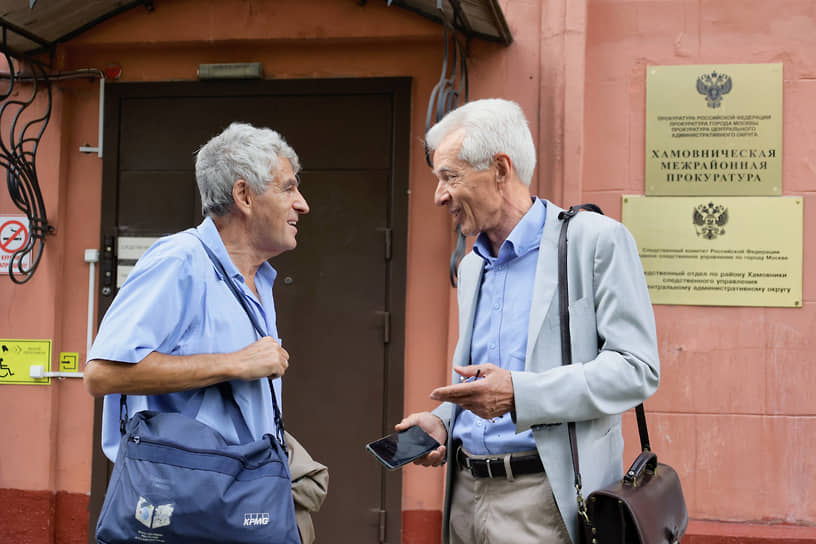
243, 512, 270, 527
135, 496, 174, 529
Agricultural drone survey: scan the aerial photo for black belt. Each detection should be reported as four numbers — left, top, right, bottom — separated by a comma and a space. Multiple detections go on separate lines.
456, 447, 544, 479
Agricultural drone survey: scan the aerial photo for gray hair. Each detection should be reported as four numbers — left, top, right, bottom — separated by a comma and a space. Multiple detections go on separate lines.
425, 98, 536, 186
195, 122, 301, 217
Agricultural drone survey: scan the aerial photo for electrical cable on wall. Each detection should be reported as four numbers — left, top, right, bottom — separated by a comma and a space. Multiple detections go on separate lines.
0, 50, 53, 284
422, 0, 470, 288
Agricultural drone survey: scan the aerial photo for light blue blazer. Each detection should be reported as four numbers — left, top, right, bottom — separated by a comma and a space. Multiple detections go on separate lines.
434, 200, 660, 544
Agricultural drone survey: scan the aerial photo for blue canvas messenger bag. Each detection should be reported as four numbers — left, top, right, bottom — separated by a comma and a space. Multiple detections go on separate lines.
95, 232, 301, 544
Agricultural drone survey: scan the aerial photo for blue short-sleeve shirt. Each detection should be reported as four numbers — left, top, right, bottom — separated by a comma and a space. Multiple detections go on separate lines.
88, 217, 283, 461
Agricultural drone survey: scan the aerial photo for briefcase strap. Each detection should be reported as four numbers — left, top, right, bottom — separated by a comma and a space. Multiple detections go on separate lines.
556, 204, 651, 522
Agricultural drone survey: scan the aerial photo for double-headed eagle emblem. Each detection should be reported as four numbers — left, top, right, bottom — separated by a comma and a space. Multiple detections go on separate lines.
696, 71, 732, 108
693, 202, 728, 240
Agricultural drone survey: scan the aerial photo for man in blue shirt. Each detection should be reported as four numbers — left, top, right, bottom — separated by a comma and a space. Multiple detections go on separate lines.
84, 122, 309, 464
397, 99, 659, 543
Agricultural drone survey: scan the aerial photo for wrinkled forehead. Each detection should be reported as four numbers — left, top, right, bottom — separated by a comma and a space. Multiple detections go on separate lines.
261, 157, 300, 192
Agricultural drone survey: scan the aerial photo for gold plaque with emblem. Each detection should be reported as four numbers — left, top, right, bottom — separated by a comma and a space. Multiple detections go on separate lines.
622, 196, 802, 307
646, 63, 782, 196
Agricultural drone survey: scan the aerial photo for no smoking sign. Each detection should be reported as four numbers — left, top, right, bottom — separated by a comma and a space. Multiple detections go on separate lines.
0, 215, 31, 274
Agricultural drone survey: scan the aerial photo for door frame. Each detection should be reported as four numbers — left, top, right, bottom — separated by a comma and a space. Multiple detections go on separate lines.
88, 77, 411, 543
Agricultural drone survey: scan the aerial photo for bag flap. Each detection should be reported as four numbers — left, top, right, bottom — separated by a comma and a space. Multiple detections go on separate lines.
588, 461, 688, 542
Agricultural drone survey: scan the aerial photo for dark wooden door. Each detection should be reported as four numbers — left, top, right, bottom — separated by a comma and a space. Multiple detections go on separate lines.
90, 78, 410, 543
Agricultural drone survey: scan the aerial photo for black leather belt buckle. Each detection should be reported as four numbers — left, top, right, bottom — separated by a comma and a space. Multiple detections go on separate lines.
457, 448, 544, 479
472, 459, 505, 478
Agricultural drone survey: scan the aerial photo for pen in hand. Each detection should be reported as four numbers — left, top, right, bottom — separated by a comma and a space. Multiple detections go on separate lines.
460, 369, 481, 383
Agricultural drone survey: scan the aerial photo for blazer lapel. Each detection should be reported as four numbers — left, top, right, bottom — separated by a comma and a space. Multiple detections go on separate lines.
448, 255, 484, 429
525, 200, 564, 365
454, 255, 483, 368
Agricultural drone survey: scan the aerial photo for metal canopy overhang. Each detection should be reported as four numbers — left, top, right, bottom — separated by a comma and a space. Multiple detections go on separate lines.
0, 0, 511, 63
0, 0, 152, 62
387, 0, 512, 45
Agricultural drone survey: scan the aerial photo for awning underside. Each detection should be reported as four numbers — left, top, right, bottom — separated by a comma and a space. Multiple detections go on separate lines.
0, 0, 511, 61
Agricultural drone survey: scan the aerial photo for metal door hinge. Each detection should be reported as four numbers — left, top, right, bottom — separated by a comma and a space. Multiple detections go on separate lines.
377, 311, 391, 344
377, 509, 386, 542
379, 227, 392, 261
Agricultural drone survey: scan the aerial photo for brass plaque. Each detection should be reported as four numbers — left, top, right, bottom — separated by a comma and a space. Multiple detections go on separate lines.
622, 196, 802, 307
646, 63, 782, 196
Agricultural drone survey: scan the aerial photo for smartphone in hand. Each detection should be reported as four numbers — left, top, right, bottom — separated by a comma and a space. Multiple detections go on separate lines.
365, 425, 440, 470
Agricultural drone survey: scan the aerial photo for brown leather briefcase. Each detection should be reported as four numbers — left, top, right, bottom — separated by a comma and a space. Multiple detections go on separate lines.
580, 443, 688, 544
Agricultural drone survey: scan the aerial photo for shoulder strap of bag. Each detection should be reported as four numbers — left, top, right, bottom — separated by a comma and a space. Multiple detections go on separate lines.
556, 204, 652, 521
118, 233, 285, 448
188, 231, 288, 451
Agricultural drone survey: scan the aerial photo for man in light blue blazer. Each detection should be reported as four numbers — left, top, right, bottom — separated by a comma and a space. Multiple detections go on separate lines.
397, 99, 659, 544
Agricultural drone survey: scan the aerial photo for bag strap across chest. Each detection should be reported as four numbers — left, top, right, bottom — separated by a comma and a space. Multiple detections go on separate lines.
189, 231, 287, 450
118, 231, 287, 451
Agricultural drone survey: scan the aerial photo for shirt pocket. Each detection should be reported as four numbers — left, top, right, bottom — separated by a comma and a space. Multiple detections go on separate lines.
507, 351, 526, 371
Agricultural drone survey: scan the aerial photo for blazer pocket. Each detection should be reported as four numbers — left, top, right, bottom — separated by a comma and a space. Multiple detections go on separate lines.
543, 294, 594, 329
589, 420, 623, 458
568, 296, 598, 362
594, 419, 620, 441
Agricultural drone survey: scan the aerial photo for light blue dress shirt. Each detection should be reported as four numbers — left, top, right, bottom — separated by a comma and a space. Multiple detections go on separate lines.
88, 217, 283, 461
452, 197, 546, 455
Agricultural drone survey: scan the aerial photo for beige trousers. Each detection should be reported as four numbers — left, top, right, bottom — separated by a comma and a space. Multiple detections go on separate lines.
449, 451, 571, 544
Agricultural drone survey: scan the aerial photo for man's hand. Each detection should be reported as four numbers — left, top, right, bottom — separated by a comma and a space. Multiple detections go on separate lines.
430, 363, 515, 420
395, 412, 448, 467
230, 336, 290, 380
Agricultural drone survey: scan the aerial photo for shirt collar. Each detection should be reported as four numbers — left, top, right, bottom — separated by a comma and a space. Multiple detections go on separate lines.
195, 216, 278, 284
473, 197, 546, 265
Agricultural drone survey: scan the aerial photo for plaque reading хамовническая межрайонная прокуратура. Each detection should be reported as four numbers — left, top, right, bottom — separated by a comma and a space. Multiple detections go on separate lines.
645, 64, 781, 196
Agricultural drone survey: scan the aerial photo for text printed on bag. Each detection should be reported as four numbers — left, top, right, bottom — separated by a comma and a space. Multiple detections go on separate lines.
243, 513, 271, 527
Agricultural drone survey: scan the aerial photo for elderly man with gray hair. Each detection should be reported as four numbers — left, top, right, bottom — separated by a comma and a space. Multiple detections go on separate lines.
85, 122, 310, 536
397, 99, 660, 543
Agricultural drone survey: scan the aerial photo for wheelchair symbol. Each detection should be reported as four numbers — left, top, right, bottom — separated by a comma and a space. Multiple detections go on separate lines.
0, 345, 13, 378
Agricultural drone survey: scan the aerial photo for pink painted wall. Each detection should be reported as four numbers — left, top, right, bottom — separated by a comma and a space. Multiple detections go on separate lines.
583, 0, 816, 526
0, 85, 80, 492
0, 0, 814, 541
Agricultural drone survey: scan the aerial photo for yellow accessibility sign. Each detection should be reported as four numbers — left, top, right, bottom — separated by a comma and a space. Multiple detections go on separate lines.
0, 339, 52, 385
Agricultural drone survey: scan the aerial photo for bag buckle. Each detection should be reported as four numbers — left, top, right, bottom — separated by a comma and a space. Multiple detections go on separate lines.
575, 484, 590, 523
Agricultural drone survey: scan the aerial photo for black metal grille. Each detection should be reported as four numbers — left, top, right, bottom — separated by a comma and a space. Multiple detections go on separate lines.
0, 29, 53, 284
